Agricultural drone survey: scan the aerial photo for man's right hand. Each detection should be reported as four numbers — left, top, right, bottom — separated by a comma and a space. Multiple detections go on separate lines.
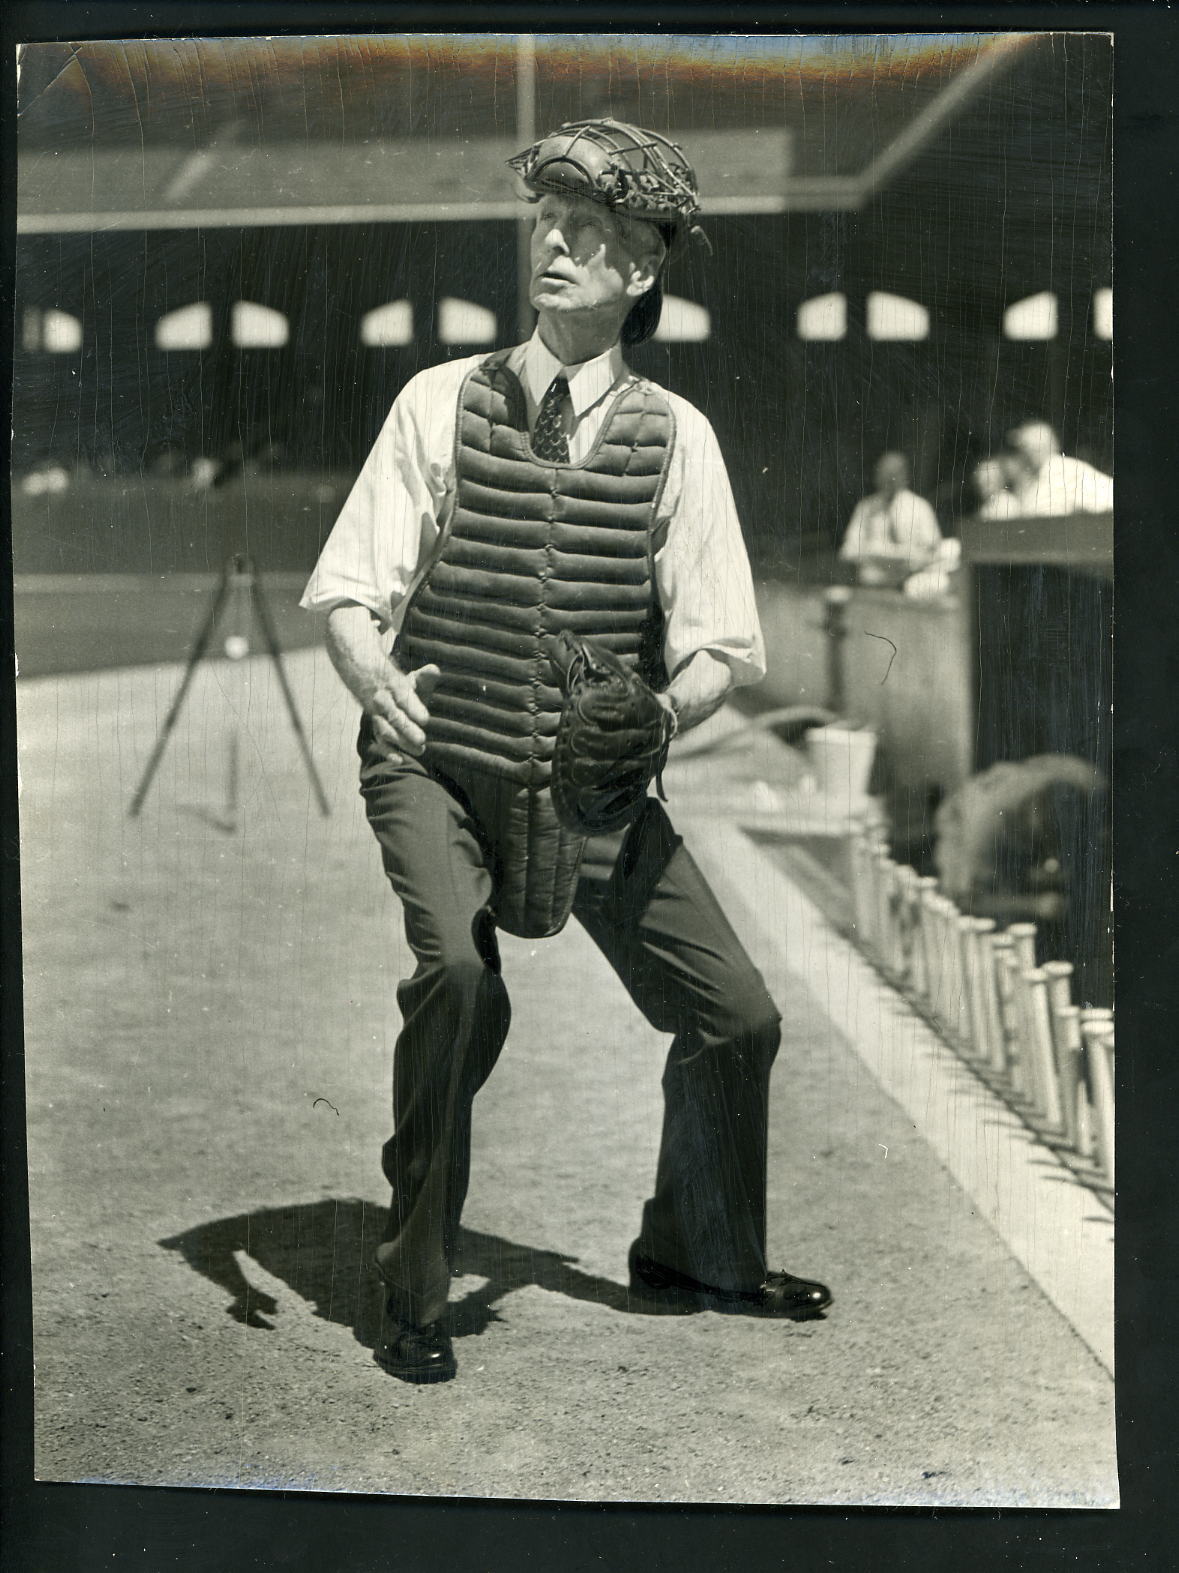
367, 664, 442, 756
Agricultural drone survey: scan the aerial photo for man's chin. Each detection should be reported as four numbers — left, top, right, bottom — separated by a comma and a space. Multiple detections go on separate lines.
531, 289, 584, 313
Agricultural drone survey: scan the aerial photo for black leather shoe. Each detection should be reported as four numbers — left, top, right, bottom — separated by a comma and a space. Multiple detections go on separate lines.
374, 1311, 457, 1384
629, 1250, 832, 1320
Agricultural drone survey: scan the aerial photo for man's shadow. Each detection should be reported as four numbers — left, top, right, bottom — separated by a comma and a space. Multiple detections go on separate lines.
160, 1199, 668, 1353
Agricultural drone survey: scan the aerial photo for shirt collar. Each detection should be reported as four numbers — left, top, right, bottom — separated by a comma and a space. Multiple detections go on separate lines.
522, 328, 627, 417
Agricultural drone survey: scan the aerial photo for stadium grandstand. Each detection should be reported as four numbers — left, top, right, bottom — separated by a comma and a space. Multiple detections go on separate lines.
14, 33, 1111, 592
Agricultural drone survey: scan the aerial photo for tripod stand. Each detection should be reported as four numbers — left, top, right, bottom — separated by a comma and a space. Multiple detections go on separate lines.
129, 554, 330, 823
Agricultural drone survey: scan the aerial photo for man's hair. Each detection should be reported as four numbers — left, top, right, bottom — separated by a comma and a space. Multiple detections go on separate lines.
620, 220, 675, 346
1009, 419, 1060, 453
622, 277, 664, 346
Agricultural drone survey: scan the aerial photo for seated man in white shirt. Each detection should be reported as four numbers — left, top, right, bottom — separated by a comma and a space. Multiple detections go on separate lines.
972, 455, 1022, 521
1007, 420, 1114, 516
301, 118, 831, 1385
838, 452, 942, 586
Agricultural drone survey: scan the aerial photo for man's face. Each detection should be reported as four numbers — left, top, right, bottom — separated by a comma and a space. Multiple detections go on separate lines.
973, 460, 1004, 501
1009, 422, 1058, 470
528, 192, 661, 318
1000, 450, 1034, 488
874, 457, 907, 498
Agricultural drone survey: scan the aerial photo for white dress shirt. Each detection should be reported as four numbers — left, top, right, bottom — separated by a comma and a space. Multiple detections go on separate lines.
1013, 455, 1114, 516
301, 330, 765, 685
977, 490, 1023, 521
838, 487, 942, 567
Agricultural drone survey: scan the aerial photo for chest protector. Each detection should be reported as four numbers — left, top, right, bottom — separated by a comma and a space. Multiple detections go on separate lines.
395, 350, 675, 938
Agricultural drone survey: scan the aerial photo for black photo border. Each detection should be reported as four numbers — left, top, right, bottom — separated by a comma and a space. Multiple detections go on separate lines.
2, 4, 1175, 1569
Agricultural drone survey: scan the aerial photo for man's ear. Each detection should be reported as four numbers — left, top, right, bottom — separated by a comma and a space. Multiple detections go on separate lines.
625, 252, 663, 299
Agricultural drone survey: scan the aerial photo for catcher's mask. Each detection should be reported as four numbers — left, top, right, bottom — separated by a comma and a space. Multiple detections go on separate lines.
509, 118, 707, 345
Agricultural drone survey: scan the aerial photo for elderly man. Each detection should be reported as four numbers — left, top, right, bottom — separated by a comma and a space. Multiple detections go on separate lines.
838, 451, 942, 586
1007, 420, 1113, 515
302, 120, 831, 1384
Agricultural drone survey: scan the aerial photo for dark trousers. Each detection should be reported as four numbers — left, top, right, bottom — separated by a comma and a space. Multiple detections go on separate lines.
359, 728, 782, 1326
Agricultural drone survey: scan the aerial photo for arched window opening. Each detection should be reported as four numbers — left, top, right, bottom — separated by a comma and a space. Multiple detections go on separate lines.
653, 295, 711, 343
866, 291, 930, 341
796, 293, 847, 342
361, 300, 414, 347
24, 307, 84, 353
438, 298, 497, 346
1003, 292, 1058, 341
231, 300, 289, 349
155, 301, 213, 351
1093, 288, 1113, 342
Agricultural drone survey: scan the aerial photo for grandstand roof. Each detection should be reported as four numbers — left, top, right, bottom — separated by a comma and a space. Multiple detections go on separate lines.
16, 32, 1036, 232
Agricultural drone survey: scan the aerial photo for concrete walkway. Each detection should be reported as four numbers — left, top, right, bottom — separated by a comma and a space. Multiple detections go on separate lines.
16, 647, 1116, 1506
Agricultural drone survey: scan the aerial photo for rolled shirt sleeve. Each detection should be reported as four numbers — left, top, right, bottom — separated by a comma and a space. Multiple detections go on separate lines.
656, 396, 766, 687
300, 361, 472, 627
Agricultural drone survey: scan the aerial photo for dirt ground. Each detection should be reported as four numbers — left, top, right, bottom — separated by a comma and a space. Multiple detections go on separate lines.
16, 646, 1116, 1506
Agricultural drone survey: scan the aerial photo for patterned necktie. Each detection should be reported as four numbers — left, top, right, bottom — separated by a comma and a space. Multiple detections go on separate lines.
533, 373, 571, 463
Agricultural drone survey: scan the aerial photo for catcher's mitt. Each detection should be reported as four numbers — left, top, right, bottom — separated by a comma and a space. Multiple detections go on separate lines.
545, 631, 674, 837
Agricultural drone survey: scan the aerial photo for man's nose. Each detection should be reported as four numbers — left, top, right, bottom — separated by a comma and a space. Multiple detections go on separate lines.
541, 222, 570, 254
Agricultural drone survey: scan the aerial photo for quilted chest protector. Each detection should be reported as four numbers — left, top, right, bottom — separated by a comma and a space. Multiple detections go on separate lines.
395, 351, 675, 937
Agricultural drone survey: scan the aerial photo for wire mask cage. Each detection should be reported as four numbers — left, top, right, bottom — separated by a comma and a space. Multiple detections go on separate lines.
508, 118, 705, 245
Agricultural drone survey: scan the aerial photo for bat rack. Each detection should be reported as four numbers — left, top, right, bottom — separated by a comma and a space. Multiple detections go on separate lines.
128, 553, 330, 825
